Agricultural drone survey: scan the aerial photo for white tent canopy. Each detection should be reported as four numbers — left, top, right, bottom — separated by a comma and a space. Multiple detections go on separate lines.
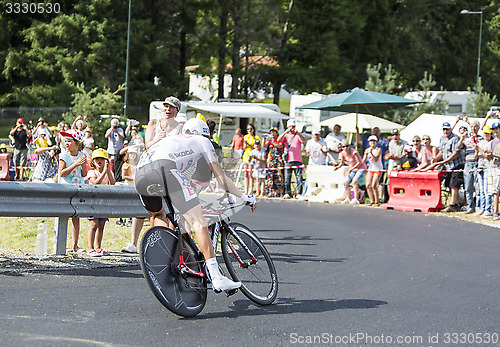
149, 101, 289, 120
183, 102, 289, 120
400, 113, 492, 146
319, 113, 405, 133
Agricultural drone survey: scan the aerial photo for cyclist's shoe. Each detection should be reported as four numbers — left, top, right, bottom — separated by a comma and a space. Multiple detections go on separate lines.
211, 276, 242, 292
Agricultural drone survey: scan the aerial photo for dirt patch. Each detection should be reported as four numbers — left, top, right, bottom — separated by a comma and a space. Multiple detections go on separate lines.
0, 250, 140, 274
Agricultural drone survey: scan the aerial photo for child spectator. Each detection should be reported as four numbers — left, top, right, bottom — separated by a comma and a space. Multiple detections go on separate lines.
86, 148, 115, 257
72, 115, 89, 132
0, 143, 8, 154
398, 145, 419, 170
249, 140, 267, 197
58, 129, 87, 253
32, 145, 60, 182
362, 135, 383, 206
34, 132, 51, 149
264, 128, 285, 197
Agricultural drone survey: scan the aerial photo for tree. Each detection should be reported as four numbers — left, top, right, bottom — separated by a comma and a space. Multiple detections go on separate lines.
467, 78, 498, 116
365, 63, 398, 94
402, 72, 448, 125
63, 82, 125, 148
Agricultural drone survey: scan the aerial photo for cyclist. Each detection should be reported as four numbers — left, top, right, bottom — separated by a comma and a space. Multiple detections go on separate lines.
135, 118, 256, 292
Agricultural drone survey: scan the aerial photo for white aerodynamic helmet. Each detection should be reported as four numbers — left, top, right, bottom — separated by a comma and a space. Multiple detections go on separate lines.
182, 118, 210, 137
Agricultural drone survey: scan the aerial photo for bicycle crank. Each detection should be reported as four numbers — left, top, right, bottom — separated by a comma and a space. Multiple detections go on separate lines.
225, 288, 238, 297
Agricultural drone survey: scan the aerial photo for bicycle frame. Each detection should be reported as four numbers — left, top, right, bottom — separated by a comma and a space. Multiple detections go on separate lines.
160, 168, 206, 281
160, 165, 256, 284
203, 205, 259, 270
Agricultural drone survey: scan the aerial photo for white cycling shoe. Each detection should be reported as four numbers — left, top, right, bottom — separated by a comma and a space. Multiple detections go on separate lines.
211, 275, 242, 292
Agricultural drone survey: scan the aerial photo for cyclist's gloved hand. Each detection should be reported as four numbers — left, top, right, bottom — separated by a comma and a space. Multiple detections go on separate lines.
241, 194, 257, 211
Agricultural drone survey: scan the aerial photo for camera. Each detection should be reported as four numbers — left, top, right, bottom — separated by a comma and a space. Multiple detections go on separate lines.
113, 124, 118, 129
53, 147, 61, 155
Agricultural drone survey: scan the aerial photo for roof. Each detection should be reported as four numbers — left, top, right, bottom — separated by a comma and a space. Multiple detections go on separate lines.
319, 113, 405, 133
149, 101, 289, 120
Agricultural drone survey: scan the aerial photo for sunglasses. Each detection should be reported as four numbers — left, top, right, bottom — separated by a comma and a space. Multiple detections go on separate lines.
342, 145, 350, 148
413, 139, 421, 142
422, 138, 431, 141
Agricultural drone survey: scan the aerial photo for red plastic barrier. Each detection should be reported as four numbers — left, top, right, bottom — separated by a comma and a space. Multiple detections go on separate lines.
0, 153, 12, 181
381, 170, 446, 212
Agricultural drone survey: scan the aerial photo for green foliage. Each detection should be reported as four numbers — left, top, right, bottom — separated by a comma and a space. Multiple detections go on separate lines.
0, 0, 499, 114
403, 72, 448, 124
63, 82, 125, 148
467, 78, 498, 116
365, 63, 397, 94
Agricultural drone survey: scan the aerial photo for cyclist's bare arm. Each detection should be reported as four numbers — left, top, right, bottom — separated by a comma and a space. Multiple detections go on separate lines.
209, 161, 257, 211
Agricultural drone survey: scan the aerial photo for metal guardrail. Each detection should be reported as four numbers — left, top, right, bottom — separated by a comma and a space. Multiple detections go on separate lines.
0, 182, 149, 255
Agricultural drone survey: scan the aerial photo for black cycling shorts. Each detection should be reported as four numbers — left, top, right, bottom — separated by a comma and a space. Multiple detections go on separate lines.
135, 159, 199, 214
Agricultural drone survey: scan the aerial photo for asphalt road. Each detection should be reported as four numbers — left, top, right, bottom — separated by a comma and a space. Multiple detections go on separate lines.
1, 200, 499, 346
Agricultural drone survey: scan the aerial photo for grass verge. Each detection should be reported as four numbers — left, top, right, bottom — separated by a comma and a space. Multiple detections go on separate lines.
0, 217, 148, 255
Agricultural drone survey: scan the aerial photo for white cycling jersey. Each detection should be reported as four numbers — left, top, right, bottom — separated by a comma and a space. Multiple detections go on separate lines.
137, 134, 218, 174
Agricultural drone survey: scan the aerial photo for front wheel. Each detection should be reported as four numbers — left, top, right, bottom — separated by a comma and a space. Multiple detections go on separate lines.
221, 222, 278, 305
139, 226, 207, 317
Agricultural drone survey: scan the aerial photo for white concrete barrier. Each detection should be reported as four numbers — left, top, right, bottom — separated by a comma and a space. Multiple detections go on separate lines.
304, 165, 348, 203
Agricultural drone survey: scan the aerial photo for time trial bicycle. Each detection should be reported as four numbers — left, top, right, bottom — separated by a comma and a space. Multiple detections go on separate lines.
139, 194, 278, 317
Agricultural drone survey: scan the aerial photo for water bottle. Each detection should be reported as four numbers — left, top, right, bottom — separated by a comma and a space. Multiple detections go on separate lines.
35, 220, 48, 256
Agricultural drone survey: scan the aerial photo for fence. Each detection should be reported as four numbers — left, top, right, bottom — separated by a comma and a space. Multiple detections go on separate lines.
0, 182, 148, 255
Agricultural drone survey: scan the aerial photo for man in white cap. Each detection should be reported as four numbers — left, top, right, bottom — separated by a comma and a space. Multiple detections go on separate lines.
277, 119, 306, 198
305, 129, 328, 166
435, 121, 464, 212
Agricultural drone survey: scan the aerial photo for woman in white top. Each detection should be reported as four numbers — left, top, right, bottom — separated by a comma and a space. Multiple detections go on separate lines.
82, 129, 95, 158
122, 96, 183, 254
145, 96, 183, 149
411, 135, 423, 163
362, 135, 383, 206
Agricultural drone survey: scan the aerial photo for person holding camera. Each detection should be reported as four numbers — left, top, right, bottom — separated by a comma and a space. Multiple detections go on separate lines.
456, 119, 482, 214
9, 118, 32, 181
32, 117, 52, 141
277, 119, 306, 199
105, 118, 124, 160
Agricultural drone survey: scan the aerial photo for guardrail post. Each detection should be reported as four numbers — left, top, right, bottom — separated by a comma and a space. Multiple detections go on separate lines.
53, 217, 69, 255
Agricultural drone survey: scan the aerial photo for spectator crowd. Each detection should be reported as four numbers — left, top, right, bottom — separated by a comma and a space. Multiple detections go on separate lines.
4, 102, 500, 256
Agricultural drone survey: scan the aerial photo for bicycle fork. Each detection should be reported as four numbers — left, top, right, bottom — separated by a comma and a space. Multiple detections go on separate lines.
225, 223, 258, 268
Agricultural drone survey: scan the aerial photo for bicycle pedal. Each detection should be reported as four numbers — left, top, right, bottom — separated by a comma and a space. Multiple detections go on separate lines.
225, 288, 238, 297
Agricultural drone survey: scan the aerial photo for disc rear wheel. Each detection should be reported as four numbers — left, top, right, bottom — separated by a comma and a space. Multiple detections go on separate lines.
140, 226, 207, 317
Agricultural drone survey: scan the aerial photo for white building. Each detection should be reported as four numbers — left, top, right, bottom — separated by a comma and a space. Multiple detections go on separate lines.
404, 91, 475, 116
186, 56, 294, 102
289, 93, 343, 130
